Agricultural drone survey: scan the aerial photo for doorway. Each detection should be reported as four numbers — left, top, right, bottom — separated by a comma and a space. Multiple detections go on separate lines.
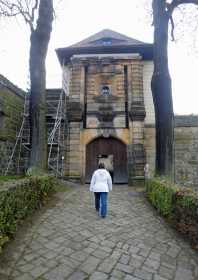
86, 137, 127, 183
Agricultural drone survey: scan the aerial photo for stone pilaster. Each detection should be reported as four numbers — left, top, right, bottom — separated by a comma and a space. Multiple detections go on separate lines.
68, 122, 81, 180
128, 59, 146, 185
130, 59, 145, 121
64, 60, 85, 181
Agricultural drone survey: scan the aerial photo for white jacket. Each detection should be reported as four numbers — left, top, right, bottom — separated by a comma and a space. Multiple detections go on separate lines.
90, 169, 112, 193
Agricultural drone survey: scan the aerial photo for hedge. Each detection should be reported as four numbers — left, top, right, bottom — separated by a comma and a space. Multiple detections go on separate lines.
146, 178, 198, 247
0, 176, 56, 253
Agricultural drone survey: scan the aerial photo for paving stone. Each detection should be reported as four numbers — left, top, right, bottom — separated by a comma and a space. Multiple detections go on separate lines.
23, 253, 37, 262
100, 245, 113, 253
129, 255, 144, 268
70, 251, 89, 262
14, 273, 33, 280
124, 275, 141, 280
144, 258, 160, 270
159, 265, 175, 279
98, 258, 117, 273
110, 249, 123, 260
43, 264, 73, 280
92, 249, 110, 259
116, 242, 123, 249
83, 246, 96, 254
148, 252, 161, 261
153, 274, 168, 280
116, 263, 134, 274
62, 247, 74, 256
129, 246, 140, 254
167, 246, 181, 258
175, 267, 194, 280
29, 265, 49, 278
67, 271, 88, 280
119, 254, 130, 265
44, 251, 59, 260
138, 247, 151, 257
141, 265, 157, 274
111, 269, 127, 279
134, 268, 153, 280
18, 263, 35, 273
101, 240, 116, 249
89, 271, 108, 280
80, 256, 101, 274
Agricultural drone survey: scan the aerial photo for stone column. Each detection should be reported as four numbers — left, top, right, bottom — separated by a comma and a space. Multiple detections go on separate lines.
66, 61, 84, 181
128, 59, 146, 185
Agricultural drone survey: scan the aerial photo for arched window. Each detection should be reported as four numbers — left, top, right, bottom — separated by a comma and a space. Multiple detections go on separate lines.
101, 85, 110, 95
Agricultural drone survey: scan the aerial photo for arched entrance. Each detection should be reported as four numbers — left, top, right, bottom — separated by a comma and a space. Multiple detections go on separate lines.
86, 137, 128, 183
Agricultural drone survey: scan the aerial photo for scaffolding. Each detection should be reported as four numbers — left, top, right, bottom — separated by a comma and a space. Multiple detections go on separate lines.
4, 64, 70, 176
47, 88, 67, 176
4, 87, 30, 176
47, 64, 70, 176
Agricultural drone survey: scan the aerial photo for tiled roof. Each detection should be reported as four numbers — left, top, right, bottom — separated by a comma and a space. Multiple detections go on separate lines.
68, 29, 147, 48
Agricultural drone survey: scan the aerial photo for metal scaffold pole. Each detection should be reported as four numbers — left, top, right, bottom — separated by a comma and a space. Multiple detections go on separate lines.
4, 80, 30, 175
47, 62, 69, 177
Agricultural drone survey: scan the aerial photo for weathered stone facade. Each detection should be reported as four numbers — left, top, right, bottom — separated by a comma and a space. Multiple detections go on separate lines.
56, 29, 153, 184
0, 75, 25, 174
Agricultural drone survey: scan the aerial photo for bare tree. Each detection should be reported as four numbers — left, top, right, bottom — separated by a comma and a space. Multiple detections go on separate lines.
151, 0, 198, 178
0, 0, 54, 174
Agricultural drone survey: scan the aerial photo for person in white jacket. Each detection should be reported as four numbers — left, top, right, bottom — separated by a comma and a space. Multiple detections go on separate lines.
90, 162, 112, 218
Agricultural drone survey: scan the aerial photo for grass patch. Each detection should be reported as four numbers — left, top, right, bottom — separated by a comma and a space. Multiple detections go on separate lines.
0, 175, 25, 182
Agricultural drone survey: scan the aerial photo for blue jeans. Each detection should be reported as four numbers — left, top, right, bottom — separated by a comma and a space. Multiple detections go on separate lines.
94, 192, 108, 217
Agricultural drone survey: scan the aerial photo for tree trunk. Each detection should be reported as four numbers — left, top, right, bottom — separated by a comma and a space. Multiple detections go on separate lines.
151, 0, 174, 178
29, 0, 53, 174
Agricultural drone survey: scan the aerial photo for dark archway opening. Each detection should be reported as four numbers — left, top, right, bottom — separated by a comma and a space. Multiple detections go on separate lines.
86, 137, 128, 183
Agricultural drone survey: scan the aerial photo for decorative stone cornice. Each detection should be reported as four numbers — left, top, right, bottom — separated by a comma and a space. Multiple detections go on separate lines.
130, 102, 146, 121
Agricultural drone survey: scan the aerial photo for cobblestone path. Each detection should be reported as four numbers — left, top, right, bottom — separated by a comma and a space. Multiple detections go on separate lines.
0, 185, 198, 280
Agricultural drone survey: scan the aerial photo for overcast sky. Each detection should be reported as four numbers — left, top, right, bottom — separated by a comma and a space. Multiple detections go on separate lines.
0, 0, 198, 114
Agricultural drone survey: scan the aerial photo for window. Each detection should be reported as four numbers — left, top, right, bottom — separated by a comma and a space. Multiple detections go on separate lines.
101, 85, 110, 95
102, 39, 112, 46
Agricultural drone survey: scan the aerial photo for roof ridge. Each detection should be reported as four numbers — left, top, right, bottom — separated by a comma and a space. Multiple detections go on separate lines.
68, 29, 147, 48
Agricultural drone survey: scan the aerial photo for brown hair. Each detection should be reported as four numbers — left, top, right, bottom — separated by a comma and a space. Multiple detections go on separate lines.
98, 162, 105, 169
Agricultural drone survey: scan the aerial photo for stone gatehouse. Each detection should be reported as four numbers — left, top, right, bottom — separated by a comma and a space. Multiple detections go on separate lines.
56, 29, 154, 184
1, 29, 198, 187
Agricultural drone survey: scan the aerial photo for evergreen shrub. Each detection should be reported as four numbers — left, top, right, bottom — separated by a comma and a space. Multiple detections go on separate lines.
146, 177, 178, 216
146, 178, 198, 247
0, 176, 55, 253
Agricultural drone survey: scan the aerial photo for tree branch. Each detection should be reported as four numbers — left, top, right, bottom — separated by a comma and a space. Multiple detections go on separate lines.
170, 15, 175, 41
168, 0, 198, 15
0, 0, 35, 31
31, 0, 38, 23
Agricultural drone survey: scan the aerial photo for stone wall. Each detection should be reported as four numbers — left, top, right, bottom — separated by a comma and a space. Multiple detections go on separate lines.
144, 116, 198, 188
0, 75, 25, 174
174, 115, 198, 188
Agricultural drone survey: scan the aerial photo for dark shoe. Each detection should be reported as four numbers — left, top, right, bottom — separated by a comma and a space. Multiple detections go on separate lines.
101, 216, 106, 218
